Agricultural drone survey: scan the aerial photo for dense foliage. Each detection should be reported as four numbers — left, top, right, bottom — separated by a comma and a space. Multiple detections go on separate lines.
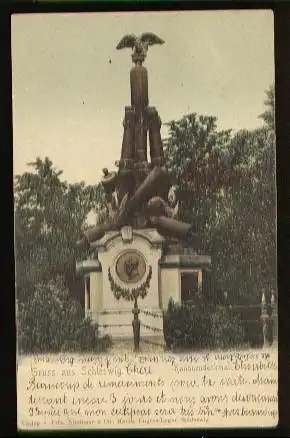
163, 297, 245, 351
17, 277, 112, 354
164, 85, 276, 304
14, 157, 107, 303
14, 158, 110, 353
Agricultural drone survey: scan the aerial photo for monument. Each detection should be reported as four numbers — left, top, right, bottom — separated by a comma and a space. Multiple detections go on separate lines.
76, 33, 211, 348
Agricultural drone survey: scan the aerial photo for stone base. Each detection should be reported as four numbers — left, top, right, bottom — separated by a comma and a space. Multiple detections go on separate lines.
81, 227, 211, 344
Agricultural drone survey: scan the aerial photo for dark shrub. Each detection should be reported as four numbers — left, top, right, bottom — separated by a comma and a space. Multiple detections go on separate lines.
210, 306, 245, 349
163, 296, 245, 351
17, 277, 112, 354
237, 305, 263, 348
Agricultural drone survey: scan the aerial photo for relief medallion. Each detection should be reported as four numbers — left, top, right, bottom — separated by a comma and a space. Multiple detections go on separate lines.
115, 250, 146, 284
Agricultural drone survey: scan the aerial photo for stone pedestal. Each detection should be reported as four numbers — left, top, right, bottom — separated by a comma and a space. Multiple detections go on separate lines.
82, 227, 211, 341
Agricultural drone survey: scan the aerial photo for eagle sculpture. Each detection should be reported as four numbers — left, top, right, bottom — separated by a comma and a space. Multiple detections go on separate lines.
116, 33, 164, 56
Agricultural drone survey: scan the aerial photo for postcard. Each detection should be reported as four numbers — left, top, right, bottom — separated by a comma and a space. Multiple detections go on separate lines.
12, 9, 278, 430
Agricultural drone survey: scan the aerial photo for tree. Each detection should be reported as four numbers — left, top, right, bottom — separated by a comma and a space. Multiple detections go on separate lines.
163, 114, 233, 238
14, 157, 106, 303
212, 127, 276, 303
259, 84, 275, 131
216, 84, 276, 303
14, 158, 113, 353
163, 86, 276, 304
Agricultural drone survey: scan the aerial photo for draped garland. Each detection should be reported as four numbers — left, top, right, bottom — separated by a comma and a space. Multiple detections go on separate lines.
108, 265, 152, 301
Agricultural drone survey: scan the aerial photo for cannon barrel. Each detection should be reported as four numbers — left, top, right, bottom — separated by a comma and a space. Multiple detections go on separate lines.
149, 215, 200, 244
101, 171, 117, 199
134, 119, 148, 163
117, 106, 136, 201
116, 166, 171, 226
132, 166, 170, 207
120, 106, 135, 162
76, 223, 113, 249
130, 64, 148, 110
148, 107, 164, 167
75, 260, 101, 278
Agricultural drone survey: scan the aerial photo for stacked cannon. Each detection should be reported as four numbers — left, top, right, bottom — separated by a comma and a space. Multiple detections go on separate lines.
76, 33, 199, 251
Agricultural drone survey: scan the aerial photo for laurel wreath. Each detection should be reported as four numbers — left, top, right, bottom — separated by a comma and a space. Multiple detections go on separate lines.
108, 265, 152, 302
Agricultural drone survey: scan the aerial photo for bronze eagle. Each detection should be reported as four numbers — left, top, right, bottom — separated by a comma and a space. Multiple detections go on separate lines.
116, 33, 164, 55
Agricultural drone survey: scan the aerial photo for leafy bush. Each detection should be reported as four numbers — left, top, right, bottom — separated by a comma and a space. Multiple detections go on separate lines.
210, 306, 246, 349
163, 296, 245, 351
17, 277, 112, 354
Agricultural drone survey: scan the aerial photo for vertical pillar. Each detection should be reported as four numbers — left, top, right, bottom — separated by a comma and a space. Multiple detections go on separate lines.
134, 115, 148, 163
84, 276, 91, 317
120, 106, 135, 164
132, 296, 140, 352
134, 116, 149, 189
117, 106, 136, 203
16, 298, 19, 320
84, 276, 88, 313
130, 62, 150, 190
271, 290, 278, 347
197, 269, 203, 293
260, 292, 270, 348
130, 63, 148, 110
90, 272, 103, 315
148, 107, 165, 168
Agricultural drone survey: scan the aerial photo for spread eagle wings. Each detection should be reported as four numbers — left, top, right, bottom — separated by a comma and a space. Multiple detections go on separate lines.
116, 34, 137, 50
116, 33, 164, 50
140, 32, 165, 46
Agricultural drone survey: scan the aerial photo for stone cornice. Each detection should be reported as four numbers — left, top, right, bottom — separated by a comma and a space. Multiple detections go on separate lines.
159, 254, 211, 269
91, 228, 165, 251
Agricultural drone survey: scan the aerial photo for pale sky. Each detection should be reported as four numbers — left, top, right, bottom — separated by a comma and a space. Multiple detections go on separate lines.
12, 10, 274, 185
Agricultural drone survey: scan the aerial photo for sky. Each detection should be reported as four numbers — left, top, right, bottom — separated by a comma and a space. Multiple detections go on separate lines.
11, 10, 274, 186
